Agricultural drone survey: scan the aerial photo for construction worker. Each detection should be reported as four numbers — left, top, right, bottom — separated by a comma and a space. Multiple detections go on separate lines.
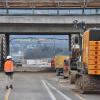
63, 58, 69, 78
63, 59, 69, 71
51, 58, 55, 68
4, 55, 14, 89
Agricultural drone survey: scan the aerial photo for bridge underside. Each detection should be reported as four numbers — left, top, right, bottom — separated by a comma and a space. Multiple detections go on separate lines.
0, 23, 99, 35
0, 24, 78, 35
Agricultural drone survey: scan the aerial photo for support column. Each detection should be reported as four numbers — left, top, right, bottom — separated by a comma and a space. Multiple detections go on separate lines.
69, 34, 71, 51
0, 34, 8, 70
5, 34, 10, 56
79, 34, 82, 54
0, 34, 10, 70
0, 35, 3, 70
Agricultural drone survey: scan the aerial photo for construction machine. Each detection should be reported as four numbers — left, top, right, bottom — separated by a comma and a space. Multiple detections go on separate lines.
54, 55, 69, 76
69, 28, 100, 93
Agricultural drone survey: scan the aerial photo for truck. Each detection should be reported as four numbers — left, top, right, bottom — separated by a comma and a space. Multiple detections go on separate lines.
69, 28, 100, 93
54, 55, 69, 77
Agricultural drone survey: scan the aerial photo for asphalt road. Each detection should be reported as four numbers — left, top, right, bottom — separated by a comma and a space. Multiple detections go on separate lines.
0, 72, 100, 100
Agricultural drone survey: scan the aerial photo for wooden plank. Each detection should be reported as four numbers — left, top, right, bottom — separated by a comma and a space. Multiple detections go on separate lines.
87, 2, 100, 7
0, 2, 6, 7
0, 1, 100, 8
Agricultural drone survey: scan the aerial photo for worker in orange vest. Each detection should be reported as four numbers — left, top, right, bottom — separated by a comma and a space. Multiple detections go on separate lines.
4, 55, 14, 89
63, 59, 69, 73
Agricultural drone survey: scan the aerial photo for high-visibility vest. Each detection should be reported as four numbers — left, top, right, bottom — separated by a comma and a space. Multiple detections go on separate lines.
4, 60, 14, 72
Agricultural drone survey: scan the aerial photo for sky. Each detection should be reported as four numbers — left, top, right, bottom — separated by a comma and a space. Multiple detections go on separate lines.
10, 35, 69, 48
10, 35, 68, 39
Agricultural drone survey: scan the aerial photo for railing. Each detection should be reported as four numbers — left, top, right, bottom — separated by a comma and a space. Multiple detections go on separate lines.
0, 0, 99, 15
0, 8, 100, 15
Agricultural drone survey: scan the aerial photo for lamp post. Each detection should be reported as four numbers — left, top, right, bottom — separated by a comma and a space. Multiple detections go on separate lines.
73, 20, 86, 33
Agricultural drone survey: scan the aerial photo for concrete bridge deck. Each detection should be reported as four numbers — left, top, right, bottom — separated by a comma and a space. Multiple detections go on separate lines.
0, 15, 99, 24
0, 15, 99, 34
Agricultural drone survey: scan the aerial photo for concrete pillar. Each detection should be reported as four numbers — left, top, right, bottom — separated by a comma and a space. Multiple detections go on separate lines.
69, 34, 71, 51
0, 34, 6, 70
5, 34, 10, 56
0, 35, 3, 70
0, 34, 10, 70
79, 34, 82, 54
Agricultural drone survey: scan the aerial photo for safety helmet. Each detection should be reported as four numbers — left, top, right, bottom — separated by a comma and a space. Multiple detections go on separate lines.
6, 55, 12, 59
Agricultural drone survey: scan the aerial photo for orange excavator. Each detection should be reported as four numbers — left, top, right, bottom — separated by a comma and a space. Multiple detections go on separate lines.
69, 28, 100, 93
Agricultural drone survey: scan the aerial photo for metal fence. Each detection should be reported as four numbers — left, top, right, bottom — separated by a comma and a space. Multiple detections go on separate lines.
0, 8, 100, 15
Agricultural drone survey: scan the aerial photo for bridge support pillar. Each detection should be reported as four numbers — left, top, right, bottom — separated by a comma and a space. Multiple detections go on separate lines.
69, 34, 71, 51
0, 34, 8, 70
5, 34, 10, 56
0, 34, 10, 70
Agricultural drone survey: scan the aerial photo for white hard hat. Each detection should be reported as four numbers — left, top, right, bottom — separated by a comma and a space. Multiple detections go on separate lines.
6, 55, 12, 59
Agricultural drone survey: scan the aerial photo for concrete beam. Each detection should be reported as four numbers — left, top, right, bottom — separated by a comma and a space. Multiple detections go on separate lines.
0, 23, 99, 34
0, 15, 99, 34
0, 15, 100, 24
0, 24, 79, 34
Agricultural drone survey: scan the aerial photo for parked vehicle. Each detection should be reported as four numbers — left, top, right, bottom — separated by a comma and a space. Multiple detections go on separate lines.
15, 61, 22, 67
54, 55, 69, 76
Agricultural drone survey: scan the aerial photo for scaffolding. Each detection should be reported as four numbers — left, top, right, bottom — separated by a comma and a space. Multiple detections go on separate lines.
0, 0, 99, 8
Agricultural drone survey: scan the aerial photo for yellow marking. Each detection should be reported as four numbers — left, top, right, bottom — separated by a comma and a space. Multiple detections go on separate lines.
75, 93, 86, 100
4, 88, 11, 100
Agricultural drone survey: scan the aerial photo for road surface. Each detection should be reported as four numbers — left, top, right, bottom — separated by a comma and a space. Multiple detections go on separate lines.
0, 72, 100, 100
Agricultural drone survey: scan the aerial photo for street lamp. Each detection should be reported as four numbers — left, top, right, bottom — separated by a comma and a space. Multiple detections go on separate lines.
73, 20, 78, 29
73, 20, 86, 34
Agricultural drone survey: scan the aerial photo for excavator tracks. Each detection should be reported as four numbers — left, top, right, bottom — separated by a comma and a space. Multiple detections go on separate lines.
75, 75, 100, 94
